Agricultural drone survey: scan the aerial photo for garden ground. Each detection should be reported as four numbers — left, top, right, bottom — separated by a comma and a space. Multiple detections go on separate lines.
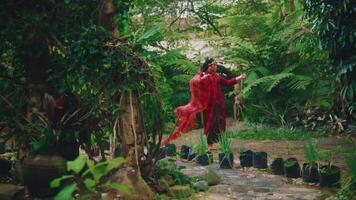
168, 118, 354, 199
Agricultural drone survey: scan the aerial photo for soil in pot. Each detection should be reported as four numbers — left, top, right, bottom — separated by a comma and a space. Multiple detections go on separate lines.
166, 144, 176, 156
22, 154, 67, 198
284, 157, 301, 178
240, 150, 253, 167
270, 157, 284, 175
319, 165, 341, 188
253, 151, 268, 169
219, 152, 234, 169
302, 163, 319, 183
196, 152, 213, 166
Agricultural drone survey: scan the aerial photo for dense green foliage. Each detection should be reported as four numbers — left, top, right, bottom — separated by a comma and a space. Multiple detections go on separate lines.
51, 156, 128, 200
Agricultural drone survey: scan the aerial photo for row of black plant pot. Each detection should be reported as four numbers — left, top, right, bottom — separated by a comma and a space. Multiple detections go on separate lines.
270, 157, 340, 187
239, 150, 268, 169
161, 144, 235, 169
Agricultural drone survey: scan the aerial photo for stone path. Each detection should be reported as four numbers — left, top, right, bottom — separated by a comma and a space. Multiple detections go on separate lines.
166, 119, 355, 200
178, 160, 321, 200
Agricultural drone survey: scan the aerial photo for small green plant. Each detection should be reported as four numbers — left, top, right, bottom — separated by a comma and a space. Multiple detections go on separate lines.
284, 159, 297, 167
50, 155, 129, 200
318, 150, 333, 173
197, 132, 208, 156
303, 137, 320, 166
218, 132, 232, 155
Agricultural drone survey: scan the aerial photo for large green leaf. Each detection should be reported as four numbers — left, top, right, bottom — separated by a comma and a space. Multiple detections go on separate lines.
83, 178, 96, 191
137, 22, 165, 44
54, 183, 77, 200
106, 157, 125, 171
67, 155, 86, 174
50, 175, 74, 188
100, 182, 131, 194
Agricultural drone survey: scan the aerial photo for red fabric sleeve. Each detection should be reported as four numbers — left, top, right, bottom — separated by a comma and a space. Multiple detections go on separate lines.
218, 76, 237, 86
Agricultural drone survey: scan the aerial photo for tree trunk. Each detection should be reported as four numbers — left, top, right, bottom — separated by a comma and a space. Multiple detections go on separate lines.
109, 91, 155, 199
98, 1, 155, 199
289, 0, 294, 14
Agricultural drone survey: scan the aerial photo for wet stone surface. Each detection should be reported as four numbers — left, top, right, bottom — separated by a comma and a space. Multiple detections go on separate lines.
178, 161, 321, 200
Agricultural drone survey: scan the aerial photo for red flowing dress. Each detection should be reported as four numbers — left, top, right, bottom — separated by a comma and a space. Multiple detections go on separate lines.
161, 72, 237, 146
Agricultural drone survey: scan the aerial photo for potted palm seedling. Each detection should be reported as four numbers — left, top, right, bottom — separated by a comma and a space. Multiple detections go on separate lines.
21, 93, 91, 197
284, 142, 301, 178
218, 132, 233, 169
302, 137, 320, 183
196, 132, 212, 166
318, 149, 341, 187
180, 136, 195, 160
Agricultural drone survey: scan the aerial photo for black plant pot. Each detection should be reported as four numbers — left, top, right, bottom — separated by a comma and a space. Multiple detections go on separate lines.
180, 145, 196, 161
187, 151, 196, 161
196, 152, 213, 166
284, 158, 301, 178
219, 152, 234, 169
253, 151, 268, 169
302, 163, 319, 183
166, 144, 176, 156
0, 158, 12, 175
114, 147, 121, 157
319, 165, 341, 188
57, 142, 80, 161
156, 147, 166, 160
240, 150, 253, 167
270, 157, 284, 175
180, 145, 190, 159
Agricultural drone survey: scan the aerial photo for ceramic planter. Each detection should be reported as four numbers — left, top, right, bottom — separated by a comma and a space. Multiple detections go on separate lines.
219, 152, 234, 169
270, 157, 284, 175
284, 158, 301, 178
302, 163, 319, 183
239, 150, 253, 167
166, 144, 176, 156
253, 151, 268, 169
22, 154, 67, 197
196, 152, 213, 166
319, 165, 340, 187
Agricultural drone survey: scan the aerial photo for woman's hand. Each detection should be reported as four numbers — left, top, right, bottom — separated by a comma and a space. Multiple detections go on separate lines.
235, 74, 246, 81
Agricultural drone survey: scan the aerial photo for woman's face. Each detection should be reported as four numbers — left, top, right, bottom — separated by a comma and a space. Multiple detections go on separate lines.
208, 61, 217, 74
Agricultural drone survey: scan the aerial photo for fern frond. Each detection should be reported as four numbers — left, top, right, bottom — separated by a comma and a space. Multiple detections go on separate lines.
242, 73, 294, 96
287, 75, 313, 90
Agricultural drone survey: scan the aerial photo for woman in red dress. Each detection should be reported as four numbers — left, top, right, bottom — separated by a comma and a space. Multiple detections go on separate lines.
161, 58, 246, 150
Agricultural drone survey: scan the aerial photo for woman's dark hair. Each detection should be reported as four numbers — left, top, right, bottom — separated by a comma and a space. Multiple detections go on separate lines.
201, 57, 215, 72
